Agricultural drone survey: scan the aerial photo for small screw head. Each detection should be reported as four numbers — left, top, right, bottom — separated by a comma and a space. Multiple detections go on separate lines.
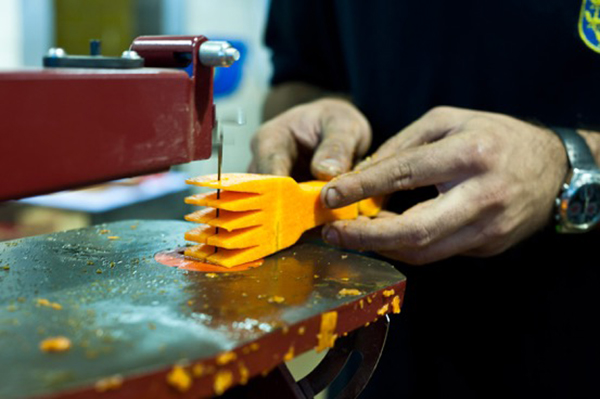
46, 48, 67, 58
121, 50, 141, 60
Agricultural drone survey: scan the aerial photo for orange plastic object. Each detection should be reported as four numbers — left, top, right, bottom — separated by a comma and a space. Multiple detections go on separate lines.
154, 249, 264, 273
183, 174, 382, 268
358, 195, 385, 217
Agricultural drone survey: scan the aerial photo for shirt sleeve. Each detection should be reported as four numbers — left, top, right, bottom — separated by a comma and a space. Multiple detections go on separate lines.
264, 0, 350, 93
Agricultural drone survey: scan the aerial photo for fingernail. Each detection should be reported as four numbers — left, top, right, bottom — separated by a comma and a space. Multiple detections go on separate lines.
323, 226, 340, 246
325, 187, 341, 208
318, 159, 343, 176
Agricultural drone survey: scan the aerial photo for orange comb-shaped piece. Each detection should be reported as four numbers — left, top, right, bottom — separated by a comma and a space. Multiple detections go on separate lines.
183, 173, 382, 268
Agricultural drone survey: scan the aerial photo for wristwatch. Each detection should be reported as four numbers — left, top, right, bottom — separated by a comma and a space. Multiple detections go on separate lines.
552, 127, 600, 233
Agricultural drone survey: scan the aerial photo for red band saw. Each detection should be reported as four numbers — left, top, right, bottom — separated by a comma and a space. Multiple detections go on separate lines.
0, 35, 406, 399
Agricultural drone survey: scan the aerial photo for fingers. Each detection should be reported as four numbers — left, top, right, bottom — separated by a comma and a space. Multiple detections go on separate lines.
376, 210, 397, 218
310, 102, 371, 180
377, 223, 485, 265
249, 99, 371, 178
310, 132, 357, 180
250, 121, 298, 176
248, 159, 256, 173
322, 133, 479, 208
323, 185, 481, 253
374, 106, 473, 160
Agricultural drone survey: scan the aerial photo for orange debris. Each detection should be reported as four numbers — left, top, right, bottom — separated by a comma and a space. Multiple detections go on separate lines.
239, 362, 250, 385
214, 371, 233, 396
95, 375, 123, 392
316, 311, 338, 352
283, 346, 295, 361
377, 304, 389, 316
166, 365, 192, 393
338, 288, 362, 296
392, 296, 401, 314
216, 351, 237, 366
40, 336, 71, 352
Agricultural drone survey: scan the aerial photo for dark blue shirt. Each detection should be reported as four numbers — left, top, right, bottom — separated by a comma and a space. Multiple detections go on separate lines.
266, 1, 600, 398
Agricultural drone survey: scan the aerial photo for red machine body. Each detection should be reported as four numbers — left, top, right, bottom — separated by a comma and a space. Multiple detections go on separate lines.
0, 36, 214, 201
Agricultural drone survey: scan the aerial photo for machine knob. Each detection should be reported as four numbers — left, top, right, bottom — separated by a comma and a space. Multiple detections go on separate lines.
90, 39, 102, 56
198, 41, 240, 67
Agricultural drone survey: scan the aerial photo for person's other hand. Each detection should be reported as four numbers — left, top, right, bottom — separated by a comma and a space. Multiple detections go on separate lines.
249, 98, 371, 180
321, 106, 568, 265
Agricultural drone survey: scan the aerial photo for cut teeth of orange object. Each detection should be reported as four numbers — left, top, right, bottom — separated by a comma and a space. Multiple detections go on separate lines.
185, 225, 262, 249
185, 208, 265, 231
183, 173, 383, 268
185, 191, 262, 211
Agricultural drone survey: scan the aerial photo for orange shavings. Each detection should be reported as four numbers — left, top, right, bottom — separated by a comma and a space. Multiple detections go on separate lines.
283, 346, 295, 361
36, 298, 62, 310
238, 362, 250, 385
377, 304, 389, 316
214, 370, 234, 396
383, 289, 395, 297
216, 351, 237, 365
95, 375, 124, 392
392, 295, 401, 314
338, 288, 362, 296
268, 295, 285, 304
40, 336, 71, 352
192, 363, 204, 377
166, 365, 192, 393
316, 311, 338, 352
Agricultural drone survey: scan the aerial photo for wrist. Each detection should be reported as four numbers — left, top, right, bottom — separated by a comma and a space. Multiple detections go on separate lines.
263, 82, 350, 121
542, 126, 570, 199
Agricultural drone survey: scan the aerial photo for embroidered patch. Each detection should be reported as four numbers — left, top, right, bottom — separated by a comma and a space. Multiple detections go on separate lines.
579, 0, 600, 53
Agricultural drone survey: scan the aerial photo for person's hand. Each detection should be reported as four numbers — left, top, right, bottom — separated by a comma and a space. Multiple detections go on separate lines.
320, 106, 568, 265
249, 98, 371, 180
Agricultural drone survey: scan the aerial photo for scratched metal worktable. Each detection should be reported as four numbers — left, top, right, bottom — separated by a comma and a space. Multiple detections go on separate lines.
0, 220, 406, 398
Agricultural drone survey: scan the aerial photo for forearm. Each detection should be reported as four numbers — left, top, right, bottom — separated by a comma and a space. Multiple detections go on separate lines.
262, 81, 350, 121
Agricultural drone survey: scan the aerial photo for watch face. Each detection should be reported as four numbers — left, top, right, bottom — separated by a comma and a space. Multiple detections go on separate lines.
566, 182, 600, 226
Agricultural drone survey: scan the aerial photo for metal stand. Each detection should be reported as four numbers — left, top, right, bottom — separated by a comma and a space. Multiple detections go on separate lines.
223, 316, 390, 399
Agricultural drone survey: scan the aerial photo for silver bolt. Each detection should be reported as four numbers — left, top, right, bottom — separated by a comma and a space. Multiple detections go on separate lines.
121, 50, 141, 60
199, 41, 240, 67
46, 48, 67, 58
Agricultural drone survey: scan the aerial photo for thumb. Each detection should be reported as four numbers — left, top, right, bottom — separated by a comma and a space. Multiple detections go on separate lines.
310, 100, 371, 180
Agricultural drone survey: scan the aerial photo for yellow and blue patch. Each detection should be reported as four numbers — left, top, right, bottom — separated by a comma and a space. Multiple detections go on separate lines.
579, 0, 600, 53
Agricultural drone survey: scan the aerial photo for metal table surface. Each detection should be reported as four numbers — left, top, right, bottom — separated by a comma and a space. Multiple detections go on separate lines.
0, 220, 406, 398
